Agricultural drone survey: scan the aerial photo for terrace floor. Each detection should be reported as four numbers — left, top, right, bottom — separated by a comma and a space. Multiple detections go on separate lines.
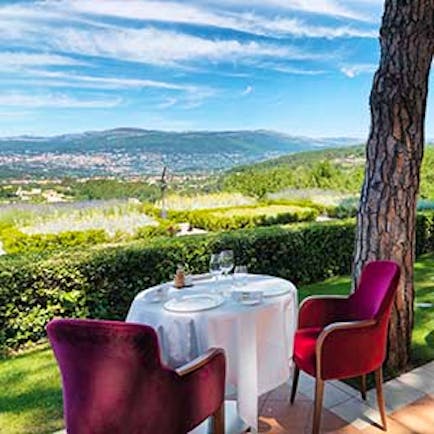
52, 361, 434, 433
255, 361, 434, 434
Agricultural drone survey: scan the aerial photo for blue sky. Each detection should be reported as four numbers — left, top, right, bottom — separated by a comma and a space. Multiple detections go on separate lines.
0, 0, 432, 138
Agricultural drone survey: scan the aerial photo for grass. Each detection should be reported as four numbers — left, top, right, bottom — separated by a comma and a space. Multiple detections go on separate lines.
211, 204, 313, 218
0, 344, 63, 434
156, 192, 257, 211
1, 253, 433, 433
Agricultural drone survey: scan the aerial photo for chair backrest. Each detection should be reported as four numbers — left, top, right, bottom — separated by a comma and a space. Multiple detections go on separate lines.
348, 260, 400, 321
46, 318, 183, 434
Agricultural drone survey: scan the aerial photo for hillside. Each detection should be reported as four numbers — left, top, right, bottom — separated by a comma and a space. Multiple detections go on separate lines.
222, 144, 434, 200
0, 128, 359, 178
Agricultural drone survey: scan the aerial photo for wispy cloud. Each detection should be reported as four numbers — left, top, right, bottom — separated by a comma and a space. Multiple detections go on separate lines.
38, 26, 318, 66
60, 0, 377, 38
214, 0, 377, 22
270, 64, 327, 75
157, 97, 178, 109
341, 63, 376, 77
241, 85, 253, 95
22, 70, 199, 91
0, 92, 122, 108
0, 110, 30, 118
0, 52, 84, 68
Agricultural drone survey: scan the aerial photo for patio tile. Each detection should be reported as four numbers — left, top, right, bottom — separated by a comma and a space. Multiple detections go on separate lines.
304, 407, 362, 434
389, 395, 434, 434
360, 417, 415, 434
295, 373, 354, 409
259, 397, 313, 432
331, 380, 363, 399
421, 360, 434, 375
328, 397, 382, 430
396, 365, 434, 395
259, 392, 272, 412
266, 379, 311, 402
366, 378, 426, 413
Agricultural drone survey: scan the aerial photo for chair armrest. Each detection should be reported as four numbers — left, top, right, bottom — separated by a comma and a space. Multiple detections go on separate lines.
176, 348, 225, 376
176, 348, 226, 432
315, 319, 382, 379
299, 295, 350, 328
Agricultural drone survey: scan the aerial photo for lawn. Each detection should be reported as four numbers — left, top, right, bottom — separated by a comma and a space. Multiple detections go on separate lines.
0, 344, 63, 434
1, 253, 433, 434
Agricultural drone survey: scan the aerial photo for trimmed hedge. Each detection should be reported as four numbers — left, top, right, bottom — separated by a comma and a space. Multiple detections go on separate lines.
1, 212, 434, 354
146, 204, 319, 231
0, 223, 178, 255
0, 228, 110, 255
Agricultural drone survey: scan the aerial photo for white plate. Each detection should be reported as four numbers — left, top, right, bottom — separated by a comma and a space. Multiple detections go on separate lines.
164, 293, 224, 313
246, 279, 291, 297
231, 290, 263, 305
239, 298, 262, 305
145, 287, 169, 303
262, 286, 291, 297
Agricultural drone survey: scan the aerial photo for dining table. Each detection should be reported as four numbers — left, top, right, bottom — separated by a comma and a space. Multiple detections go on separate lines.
126, 273, 298, 433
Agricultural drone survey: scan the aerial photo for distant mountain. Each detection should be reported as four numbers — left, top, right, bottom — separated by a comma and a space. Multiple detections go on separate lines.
0, 128, 361, 178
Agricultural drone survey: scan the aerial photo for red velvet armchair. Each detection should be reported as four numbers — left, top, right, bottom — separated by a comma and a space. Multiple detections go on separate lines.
291, 260, 400, 434
47, 319, 226, 434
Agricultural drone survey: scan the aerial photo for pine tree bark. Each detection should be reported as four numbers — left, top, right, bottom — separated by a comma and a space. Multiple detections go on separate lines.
354, 0, 434, 371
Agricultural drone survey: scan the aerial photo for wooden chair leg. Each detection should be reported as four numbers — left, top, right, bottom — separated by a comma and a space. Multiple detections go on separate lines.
375, 367, 387, 431
312, 379, 324, 434
210, 402, 225, 434
290, 365, 300, 404
360, 374, 367, 400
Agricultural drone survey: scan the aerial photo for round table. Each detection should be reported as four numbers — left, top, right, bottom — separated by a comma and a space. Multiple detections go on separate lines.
126, 274, 298, 432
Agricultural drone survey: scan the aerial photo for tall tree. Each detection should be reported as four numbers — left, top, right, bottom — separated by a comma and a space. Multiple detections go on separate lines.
354, 0, 434, 371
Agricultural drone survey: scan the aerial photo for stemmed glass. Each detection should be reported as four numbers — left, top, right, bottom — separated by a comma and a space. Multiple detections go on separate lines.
219, 250, 234, 280
209, 253, 222, 281
233, 265, 248, 288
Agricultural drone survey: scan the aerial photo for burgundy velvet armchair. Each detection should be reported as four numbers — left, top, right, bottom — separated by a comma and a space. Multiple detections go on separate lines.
291, 260, 400, 434
47, 318, 226, 434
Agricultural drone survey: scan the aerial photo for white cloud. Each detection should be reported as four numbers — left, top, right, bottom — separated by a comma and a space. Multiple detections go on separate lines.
270, 64, 326, 75
0, 110, 30, 118
0, 52, 83, 68
0, 92, 122, 108
43, 26, 311, 66
157, 97, 178, 109
241, 85, 253, 95
59, 0, 377, 39
213, 0, 377, 22
24, 70, 198, 91
341, 63, 376, 77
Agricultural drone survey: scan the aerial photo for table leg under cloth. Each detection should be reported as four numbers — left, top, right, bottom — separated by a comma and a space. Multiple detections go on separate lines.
237, 310, 259, 432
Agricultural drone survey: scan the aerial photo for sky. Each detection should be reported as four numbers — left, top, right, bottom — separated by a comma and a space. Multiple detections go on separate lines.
0, 0, 433, 138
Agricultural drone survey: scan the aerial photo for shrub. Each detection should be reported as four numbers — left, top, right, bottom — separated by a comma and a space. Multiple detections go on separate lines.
1, 212, 433, 354
0, 220, 351, 353
0, 228, 109, 255
146, 204, 319, 231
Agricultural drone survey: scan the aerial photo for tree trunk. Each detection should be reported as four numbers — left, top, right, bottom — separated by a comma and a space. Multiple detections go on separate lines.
354, 0, 434, 371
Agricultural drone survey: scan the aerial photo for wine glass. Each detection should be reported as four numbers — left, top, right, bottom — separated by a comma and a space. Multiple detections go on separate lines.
219, 250, 234, 279
233, 265, 248, 288
209, 253, 222, 281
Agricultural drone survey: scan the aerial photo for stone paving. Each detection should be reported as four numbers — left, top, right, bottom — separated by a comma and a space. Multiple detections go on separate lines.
53, 361, 434, 433
256, 361, 434, 433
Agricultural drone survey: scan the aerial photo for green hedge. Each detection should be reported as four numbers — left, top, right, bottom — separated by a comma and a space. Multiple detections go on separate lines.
146, 204, 318, 231
0, 228, 110, 255
0, 223, 179, 255
1, 212, 434, 354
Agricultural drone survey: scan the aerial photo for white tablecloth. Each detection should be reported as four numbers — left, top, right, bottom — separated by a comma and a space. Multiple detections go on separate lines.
126, 274, 298, 432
